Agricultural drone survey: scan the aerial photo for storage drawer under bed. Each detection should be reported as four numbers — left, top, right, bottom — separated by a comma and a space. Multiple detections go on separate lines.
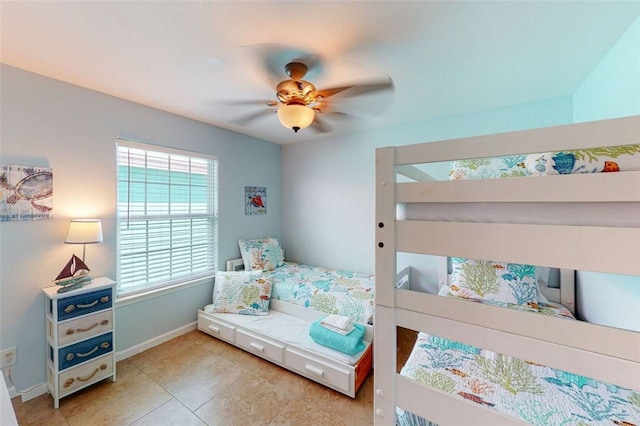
285, 348, 352, 393
235, 329, 285, 364
198, 315, 236, 343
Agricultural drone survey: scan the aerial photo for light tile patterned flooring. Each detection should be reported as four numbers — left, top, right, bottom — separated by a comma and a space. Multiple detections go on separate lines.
11, 330, 374, 426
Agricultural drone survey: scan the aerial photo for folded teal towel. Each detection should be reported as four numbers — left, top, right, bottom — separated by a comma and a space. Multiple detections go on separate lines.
309, 319, 366, 355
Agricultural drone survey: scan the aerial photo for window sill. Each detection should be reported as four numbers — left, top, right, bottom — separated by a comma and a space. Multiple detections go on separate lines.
115, 275, 214, 308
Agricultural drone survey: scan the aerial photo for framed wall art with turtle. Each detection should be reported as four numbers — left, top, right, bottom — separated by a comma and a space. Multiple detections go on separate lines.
0, 164, 53, 221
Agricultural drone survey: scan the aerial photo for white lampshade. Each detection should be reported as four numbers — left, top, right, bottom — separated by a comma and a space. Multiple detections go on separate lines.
277, 104, 315, 133
65, 219, 103, 244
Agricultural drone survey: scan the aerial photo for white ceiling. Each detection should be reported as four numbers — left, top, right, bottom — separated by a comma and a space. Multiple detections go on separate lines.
1, 1, 638, 145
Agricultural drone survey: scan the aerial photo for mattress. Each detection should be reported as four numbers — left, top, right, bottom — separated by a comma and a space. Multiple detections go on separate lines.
264, 262, 375, 324
203, 305, 369, 365
396, 305, 640, 426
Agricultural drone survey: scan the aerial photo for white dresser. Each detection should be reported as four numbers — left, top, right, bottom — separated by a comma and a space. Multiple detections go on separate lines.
43, 277, 116, 408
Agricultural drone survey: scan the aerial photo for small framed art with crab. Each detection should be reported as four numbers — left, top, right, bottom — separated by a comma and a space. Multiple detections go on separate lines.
245, 186, 266, 215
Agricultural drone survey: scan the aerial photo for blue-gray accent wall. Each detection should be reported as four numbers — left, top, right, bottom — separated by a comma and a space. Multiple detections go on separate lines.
0, 64, 282, 391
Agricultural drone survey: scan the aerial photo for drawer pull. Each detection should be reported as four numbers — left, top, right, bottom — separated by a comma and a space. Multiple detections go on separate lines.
249, 342, 265, 353
78, 323, 99, 333
304, 364, 325, 378
63, 363, 108, 388
207, 325, 221, 335
76, 300, 99, 309
64, 295, 109, 314
75, 342, 109, 358
77, 364, 108, 382
76, 346, 98, 358
66, 319, 109, 335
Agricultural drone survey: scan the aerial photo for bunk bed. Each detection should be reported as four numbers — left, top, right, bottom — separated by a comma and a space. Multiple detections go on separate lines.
374, 116, 640, 425
198, 239, 387, 397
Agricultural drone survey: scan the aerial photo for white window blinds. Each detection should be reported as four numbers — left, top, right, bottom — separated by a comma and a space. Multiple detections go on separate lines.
116, 139, 218, 296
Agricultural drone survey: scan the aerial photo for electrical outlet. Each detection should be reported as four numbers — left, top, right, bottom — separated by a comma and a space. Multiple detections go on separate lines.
0, 347, 17, 368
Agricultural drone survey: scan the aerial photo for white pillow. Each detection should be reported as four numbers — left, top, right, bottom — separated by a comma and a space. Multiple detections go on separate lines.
238, 237, 285, 271
446, 258, 539, 306
212, 271, 273, 316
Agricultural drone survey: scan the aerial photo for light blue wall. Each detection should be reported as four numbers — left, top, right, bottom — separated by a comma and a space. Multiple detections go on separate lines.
282, 95, 574, 276
573, 16, 640, 122
282, 16, 639, 333
571, 16, 640, 330
0, 65, 281, 391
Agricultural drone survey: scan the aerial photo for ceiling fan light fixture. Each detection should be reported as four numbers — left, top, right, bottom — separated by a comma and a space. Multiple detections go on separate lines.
277, 103, 315, 133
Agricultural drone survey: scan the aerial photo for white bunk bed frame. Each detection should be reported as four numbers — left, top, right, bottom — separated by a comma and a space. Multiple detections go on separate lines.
374, 115, 640, 425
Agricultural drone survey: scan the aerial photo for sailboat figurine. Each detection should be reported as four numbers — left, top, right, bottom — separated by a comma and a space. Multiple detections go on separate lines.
55, 254, 93, 293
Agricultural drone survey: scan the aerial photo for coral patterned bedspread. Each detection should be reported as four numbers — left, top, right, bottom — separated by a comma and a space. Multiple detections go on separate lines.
397, 306, 640, 426
264, 262, 375, 324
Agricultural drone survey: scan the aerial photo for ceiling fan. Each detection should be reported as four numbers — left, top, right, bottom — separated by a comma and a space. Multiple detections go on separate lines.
228, 59, 394, 133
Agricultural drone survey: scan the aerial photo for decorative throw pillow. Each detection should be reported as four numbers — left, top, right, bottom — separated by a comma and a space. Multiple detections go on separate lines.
238, 237, 285, 271
212, 271, 273, 315
525, 144, 640, 176
446, 258, 539, 307
449, 156, 530, 180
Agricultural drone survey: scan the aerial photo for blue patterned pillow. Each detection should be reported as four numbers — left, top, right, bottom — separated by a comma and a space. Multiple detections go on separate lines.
238, 237, 285, 271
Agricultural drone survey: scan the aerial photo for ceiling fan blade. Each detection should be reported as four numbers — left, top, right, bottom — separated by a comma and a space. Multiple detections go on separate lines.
316, 76, 394, 100
309, 109, 357, 133
229, 109, 275, 126
239, 43, 323, 84
204, 99, 277, 107
310, 115, 332, 133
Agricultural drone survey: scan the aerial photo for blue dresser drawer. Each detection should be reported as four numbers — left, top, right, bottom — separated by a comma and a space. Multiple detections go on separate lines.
57, 288, 112, 321
58, 332, 113, 370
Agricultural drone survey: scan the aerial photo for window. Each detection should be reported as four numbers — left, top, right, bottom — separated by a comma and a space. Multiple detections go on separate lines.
116, 139, 218, 296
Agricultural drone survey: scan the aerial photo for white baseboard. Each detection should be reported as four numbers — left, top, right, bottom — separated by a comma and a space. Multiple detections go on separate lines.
19, 383, 48, 402
116, 321, 197, 361
11, 322, 197, 403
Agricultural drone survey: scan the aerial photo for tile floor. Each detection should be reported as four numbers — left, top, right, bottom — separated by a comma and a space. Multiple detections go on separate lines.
11, 330, 376, 426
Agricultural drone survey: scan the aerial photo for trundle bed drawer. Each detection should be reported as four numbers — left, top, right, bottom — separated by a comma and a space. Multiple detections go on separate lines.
198, 316, 235, 343
285, 348, 352, 393
236, 329, 284, 364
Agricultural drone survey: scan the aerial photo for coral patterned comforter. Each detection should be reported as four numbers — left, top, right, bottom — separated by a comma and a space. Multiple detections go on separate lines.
264, 262, 375, 324
397, 305, 640, 426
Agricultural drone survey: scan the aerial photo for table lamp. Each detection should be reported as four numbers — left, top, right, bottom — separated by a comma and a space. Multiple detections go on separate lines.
65, 219, 103, 263
54, 219, 103, 292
